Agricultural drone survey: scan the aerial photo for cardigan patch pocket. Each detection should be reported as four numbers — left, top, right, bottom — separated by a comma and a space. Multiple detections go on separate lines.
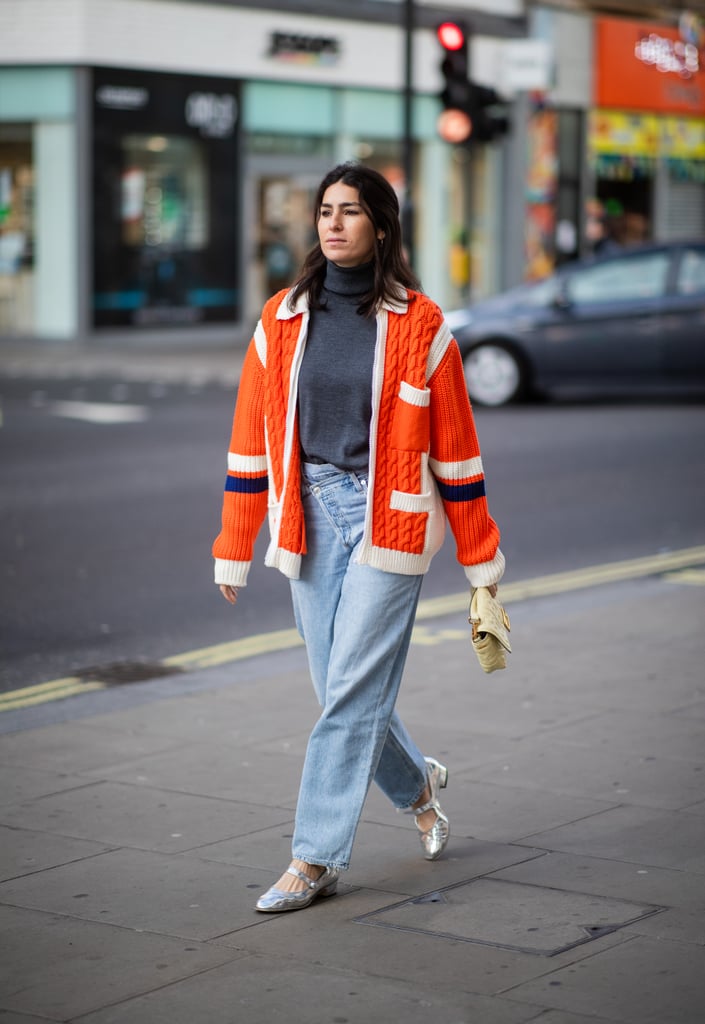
390, 381, 431, 452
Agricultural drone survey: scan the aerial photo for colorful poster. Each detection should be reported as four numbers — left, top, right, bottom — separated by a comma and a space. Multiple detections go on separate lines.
525, 107, 557, 279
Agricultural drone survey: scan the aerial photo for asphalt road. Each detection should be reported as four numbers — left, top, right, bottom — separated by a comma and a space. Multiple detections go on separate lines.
1, 375, 704, 693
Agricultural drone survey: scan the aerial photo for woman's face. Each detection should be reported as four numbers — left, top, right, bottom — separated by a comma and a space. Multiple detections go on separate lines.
317, 181, 379, 268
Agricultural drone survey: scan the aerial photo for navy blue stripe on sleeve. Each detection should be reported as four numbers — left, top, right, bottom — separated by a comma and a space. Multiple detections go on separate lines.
225, 475, 269, 494
436, 479, 486, 503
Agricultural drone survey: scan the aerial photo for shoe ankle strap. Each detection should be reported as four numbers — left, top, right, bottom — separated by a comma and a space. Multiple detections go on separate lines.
286, 865, 321, 888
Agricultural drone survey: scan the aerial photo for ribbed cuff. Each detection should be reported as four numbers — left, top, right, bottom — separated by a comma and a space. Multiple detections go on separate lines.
463, 547, 505, 589
214, 558, 251, 587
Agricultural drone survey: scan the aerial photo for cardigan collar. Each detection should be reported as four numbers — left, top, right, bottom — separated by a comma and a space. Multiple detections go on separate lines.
276, 286, 409, 320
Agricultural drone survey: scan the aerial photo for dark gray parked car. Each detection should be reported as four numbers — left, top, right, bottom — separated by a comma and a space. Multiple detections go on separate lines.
446, 241, 705, 406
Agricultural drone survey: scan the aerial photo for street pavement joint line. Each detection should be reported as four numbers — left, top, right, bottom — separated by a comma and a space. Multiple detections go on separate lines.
6, 544, 705, 710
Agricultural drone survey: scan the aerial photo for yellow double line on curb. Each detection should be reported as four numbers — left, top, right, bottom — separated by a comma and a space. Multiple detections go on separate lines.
0, 678, 106, 712
3, 544, 704, 713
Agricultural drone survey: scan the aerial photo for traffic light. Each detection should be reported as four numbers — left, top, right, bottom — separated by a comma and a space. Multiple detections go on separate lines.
466, 83, 510, 144
437, 21, 473, 145
436, 21, 509, 145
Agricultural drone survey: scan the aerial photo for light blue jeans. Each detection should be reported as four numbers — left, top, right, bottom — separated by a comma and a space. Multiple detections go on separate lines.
290, 462, 429, 871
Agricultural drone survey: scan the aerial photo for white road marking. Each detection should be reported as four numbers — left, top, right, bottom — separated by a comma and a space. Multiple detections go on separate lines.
48, 400, 148, 424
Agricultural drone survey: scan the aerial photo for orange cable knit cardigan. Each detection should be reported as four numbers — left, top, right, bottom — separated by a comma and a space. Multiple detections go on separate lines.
213, 287, 504, 589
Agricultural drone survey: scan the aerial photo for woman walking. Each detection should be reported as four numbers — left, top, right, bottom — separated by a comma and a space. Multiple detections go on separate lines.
213, 162, 504, 913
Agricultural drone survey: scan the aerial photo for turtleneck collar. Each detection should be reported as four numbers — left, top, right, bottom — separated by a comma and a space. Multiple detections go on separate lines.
323, 259, 375, 297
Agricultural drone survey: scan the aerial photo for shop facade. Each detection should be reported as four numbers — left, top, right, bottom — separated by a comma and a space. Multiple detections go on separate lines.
0, 0, 525, 345
519, 8, 705, 281
589, 14, 705, 247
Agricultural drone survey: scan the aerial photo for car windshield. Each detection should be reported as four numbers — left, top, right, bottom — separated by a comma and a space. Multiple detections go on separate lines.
566, 252, 670, 305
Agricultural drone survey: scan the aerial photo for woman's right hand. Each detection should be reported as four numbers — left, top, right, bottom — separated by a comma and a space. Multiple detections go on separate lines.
219, 584, 239, 605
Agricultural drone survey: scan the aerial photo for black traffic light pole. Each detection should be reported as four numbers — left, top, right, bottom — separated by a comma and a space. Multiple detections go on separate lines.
402, 0, 415, 269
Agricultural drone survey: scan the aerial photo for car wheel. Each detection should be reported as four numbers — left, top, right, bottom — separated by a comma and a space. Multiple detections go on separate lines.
463, 343, 525, 407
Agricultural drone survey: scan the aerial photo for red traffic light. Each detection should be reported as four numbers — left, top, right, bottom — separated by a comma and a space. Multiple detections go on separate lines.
437, 21, 466, 52
437, 108, 473, 144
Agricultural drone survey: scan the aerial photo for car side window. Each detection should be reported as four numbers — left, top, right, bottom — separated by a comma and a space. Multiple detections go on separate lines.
676, 248, 705, 295
566, 253, 670, 305
523, 277, 560, 308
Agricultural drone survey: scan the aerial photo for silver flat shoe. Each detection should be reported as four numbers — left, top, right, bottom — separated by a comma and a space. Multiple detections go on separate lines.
414, 756, 450, 861
255, 864, 339, 913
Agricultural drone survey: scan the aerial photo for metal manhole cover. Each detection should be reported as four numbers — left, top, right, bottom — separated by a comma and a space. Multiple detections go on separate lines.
356, 879, 663, 956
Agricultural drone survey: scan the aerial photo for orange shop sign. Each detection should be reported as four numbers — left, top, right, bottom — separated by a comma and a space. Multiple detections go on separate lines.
595, 16, 705, 115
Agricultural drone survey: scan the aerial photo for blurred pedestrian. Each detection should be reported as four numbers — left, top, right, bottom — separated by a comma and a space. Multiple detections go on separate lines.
213, 162, 504, 913
586, 197, 623, 256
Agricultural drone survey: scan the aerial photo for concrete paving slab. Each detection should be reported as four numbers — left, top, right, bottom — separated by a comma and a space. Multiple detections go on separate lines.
0, 764, 93, 807
0, 904, 243, 1020
358, 878, 660, 956
520, 1012, 622, 1024
75, 671, 317, 744
622, 905, 705, 945
368, 772, 619, 845
360, 718, 523, 774
342, 821, 547, 894
431, 584, 705, 716
0, 847, 281, 941
546, 708, 705, 763
0, 823, 112, 882
188, 815, 546, 896
0, 573, 701, 1023
505, 934, 705, 1024
0, 1013, 64, 1024
0, 721, 183, 774
68, 953, 538, 1024
224, 884, 637, 999
181, 818, 298, 873
77, 739, 303, 807
672, 700, 705, 721
469, 736, 705, 811
249, 717, 508, 776
395, 651, 598, 739
491, 850, 705, 911
515, 805, 705, 874
0, 781, 289, 853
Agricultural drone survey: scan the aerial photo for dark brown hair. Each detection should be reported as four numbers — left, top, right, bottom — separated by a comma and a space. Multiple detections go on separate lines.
288, 162, 420, 317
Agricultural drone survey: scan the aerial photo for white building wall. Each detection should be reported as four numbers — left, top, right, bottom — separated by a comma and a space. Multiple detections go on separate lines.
0, 0, 528, 97
531, 7, 592, 109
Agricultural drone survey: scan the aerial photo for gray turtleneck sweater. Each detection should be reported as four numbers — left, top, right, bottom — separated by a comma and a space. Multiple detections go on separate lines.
297, 260, 377, 472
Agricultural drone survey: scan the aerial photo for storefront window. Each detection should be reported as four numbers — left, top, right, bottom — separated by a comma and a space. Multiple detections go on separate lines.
121, 135, 208, 251
92, 68, 240, 329
0, 127, 34, 334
